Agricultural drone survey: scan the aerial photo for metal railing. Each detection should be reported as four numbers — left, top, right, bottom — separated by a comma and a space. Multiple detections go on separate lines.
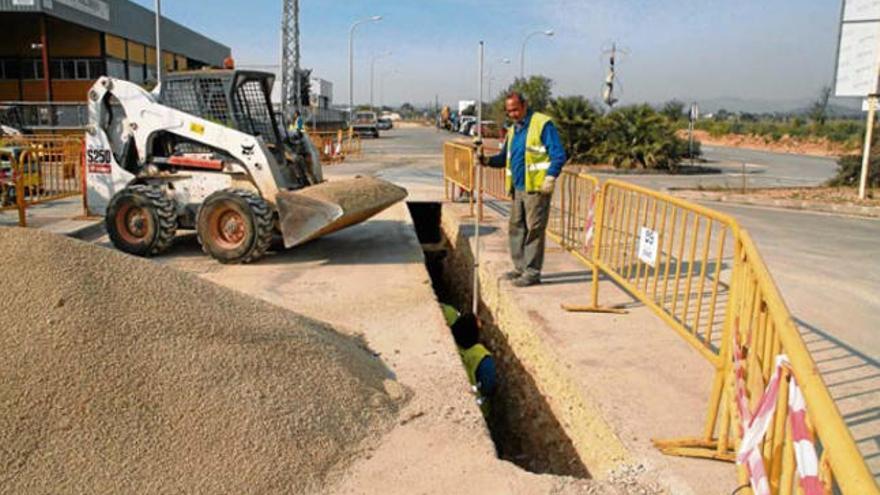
440, 141, 878, 494
0, 101, 89, 132
0, 134, 84, 226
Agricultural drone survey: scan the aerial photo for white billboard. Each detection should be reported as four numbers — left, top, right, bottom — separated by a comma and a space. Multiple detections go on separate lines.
835, 0, 880, 97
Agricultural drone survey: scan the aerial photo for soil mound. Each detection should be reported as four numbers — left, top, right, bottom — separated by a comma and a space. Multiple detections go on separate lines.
0, 227, 400, 494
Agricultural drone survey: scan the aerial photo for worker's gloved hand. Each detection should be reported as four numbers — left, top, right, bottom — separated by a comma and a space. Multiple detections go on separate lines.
541, 175, 557, 195
477, 151, 488, 166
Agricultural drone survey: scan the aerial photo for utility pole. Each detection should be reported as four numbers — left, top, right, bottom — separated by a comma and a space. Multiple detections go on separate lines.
602, 43, 621, 109
280, 0, 300, 122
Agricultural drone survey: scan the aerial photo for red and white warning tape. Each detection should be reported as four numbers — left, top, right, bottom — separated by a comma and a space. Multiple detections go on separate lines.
732, 318, 824, 495
788, 377, 824, 494
583, 186, 600, 251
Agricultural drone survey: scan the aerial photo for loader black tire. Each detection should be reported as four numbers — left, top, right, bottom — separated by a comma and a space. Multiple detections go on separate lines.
196, 189, 274, 264
106, 184, 177, 257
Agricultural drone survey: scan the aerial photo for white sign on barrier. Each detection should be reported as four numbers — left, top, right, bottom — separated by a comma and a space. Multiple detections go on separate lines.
638, 227, 659, 267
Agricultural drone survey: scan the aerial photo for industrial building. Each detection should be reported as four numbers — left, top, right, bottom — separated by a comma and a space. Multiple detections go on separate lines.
0, 0, 230, 103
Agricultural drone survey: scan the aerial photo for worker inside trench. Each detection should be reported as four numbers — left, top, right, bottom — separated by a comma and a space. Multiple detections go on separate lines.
407, 201, 590, 479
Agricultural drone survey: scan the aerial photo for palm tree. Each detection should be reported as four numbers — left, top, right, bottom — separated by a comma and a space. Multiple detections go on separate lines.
598, 104, 687, 170
546, 96, 601, 163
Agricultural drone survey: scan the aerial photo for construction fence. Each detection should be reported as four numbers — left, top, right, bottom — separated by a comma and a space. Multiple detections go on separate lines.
441, 141, 878, 495
307, 129, 362, 163
0, 134, 85, 227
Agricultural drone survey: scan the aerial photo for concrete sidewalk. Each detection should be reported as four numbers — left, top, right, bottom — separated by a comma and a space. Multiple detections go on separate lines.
0, 195, 102, 239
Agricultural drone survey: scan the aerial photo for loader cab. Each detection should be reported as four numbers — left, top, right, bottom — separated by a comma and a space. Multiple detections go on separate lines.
159, 70, 284, 151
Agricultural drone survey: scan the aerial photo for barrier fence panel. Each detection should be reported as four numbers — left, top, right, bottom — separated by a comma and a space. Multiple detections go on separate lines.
547, 171, 600, 266
656, 230, 877, 495
479, 162, 507, 203
0, 134, 84, 226
592, 179, 738, 366
307, 129, 363, 164
442, 141, 476, 215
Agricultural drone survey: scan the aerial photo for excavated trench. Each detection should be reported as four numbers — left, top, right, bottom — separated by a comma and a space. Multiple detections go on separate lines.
407, 202, 590, 479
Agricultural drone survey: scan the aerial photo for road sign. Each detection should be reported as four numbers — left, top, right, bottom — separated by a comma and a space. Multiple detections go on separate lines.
834, 0, 880, 97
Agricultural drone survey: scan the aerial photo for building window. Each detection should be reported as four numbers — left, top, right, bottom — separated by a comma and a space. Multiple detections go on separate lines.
106, 58, 125, 79
0, 59, 21, 80
146, 65, 157, 83
20, 59, 44, 80
128, 62, 144, 84
49, 58, 104, 80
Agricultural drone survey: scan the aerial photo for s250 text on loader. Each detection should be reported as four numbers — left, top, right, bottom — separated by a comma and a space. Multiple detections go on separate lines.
84, 70, 406, 263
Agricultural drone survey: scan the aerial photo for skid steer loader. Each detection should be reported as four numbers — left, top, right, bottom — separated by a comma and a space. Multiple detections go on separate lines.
84, 70, 406, 263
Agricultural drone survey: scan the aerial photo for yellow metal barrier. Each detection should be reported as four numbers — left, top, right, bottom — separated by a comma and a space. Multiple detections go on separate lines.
438, 155, 877, 493
479, 162, 507, 202
546, 171, 600, 266
0, 135, 84, 227
443, 141, 475, 215
591, 179, 738, 365
655, 230, 877, 494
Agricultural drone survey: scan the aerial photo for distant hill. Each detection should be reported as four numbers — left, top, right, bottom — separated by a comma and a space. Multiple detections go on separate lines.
687, 96, 862, 118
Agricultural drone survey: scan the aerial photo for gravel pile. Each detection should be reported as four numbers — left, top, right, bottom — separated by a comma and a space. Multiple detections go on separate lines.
0, 227, 401, 494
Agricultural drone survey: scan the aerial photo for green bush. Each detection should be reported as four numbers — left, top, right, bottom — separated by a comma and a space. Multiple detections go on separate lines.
597, 104, 689, 170
827, 152, 880, 187
546, 96, 602, 163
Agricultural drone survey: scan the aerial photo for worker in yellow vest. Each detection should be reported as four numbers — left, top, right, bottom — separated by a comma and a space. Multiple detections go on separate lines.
479, 91, 567, 287
440, 304, 498, 416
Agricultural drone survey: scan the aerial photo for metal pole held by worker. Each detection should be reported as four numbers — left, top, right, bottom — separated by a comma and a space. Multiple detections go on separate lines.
472, 41, 484, 315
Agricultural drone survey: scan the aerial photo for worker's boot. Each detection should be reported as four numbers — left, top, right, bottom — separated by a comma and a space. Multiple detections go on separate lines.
512, 274, 540, 287
501, 270, 522, 280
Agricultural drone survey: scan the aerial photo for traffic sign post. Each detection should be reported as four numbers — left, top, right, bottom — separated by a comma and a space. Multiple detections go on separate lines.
834, 0, 880, 199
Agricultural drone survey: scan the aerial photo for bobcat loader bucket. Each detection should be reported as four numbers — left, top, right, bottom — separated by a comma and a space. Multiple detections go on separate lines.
276, 175, 408, 248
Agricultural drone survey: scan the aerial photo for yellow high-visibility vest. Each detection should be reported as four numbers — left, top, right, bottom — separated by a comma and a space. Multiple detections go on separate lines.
459, 343, 491, 388
505, 111, 553, 193
441, 303, 460, 326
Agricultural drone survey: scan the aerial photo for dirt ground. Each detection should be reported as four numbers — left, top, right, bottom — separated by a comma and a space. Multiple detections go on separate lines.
685, 129, 852, 157
678, 186, 880, 208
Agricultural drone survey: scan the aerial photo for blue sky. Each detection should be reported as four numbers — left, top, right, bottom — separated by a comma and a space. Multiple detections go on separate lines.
134, 0, 843, 108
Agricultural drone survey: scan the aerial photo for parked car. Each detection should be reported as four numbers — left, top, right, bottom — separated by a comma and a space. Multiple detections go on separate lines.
458, 115, 476, 135
377, 117, 393, 130
470, 120, 501, 138
352, 111, 380, 137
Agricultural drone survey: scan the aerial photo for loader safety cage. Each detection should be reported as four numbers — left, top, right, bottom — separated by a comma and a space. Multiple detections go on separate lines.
441, 142, 878, 494
160, 70, 284, 150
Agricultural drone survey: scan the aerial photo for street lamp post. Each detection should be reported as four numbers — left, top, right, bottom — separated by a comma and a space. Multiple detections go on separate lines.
370, 51, 391, 111
519, 29, 553, 78
349, 15, 382, 125
155, 0, 162, 86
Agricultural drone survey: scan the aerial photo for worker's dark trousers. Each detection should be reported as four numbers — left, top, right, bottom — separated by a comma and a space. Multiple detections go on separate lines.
508, 189, 552, 280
